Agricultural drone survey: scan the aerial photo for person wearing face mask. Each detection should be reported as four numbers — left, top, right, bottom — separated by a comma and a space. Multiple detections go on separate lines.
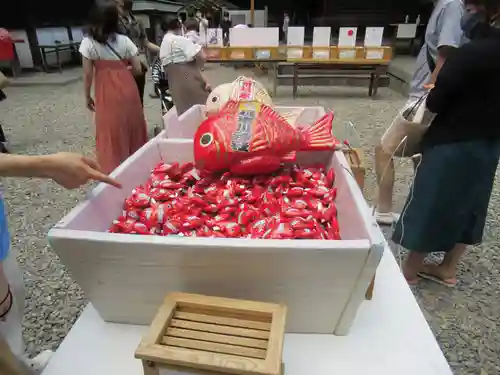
159, 18, 211, 116
374, 0, 466, 226
115, 0, 160, 106
391, 0, 500, 287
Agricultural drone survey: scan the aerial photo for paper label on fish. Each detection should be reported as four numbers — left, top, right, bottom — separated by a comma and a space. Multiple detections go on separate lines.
231, 102, 259, 152
233, 78, 256, 101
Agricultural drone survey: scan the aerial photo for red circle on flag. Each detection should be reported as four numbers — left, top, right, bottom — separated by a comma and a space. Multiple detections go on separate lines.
347, 30, 354, 36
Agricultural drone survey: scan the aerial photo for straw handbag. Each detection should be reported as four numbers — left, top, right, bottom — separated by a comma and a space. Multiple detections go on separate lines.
381, 94, 435, 157
0, 71, 9, 90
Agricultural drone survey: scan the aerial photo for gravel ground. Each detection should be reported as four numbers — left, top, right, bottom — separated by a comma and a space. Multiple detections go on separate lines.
0, 65, 498, 374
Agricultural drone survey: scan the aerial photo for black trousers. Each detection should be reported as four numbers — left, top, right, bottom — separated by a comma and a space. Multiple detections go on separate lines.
134, 73, 146, 107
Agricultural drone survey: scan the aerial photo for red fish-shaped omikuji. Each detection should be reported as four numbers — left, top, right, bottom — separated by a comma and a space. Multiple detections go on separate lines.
194, 100, 339, 175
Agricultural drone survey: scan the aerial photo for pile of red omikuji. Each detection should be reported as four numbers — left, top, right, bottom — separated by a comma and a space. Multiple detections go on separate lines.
109, 162, 340, 240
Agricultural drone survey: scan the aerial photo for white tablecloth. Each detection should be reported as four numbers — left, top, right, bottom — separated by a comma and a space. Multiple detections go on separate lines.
41, 247, 452, 375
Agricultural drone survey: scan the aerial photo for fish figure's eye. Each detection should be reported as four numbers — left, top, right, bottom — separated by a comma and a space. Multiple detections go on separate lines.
211, 95, 219, 103
200, 133, 213, 147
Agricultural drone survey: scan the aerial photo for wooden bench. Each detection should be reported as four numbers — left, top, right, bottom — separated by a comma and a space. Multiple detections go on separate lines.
38, 41, 81, 73
274, 61, 389, 99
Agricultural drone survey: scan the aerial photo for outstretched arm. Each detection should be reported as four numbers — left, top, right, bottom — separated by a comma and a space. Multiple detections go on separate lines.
0, 153, 121, 189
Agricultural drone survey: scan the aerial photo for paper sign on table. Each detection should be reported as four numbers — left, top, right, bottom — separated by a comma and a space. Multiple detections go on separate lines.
366, 49, 384, 60
255, 49, 271, 59
287, 47, 303, 59
339, 49, 357, 60
313, 49, 330, 59
396, 24, 417, 39
313, 27, 331, 47
205, 28, 222, 46
205, 48, 221, 59
364, 27, 384, 47
338, 27, 357, 47
287, 26, 305, 46
230, 52, 245, 59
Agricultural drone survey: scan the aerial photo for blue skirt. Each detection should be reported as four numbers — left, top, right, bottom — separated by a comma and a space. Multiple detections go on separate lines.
392, 139, 500, 253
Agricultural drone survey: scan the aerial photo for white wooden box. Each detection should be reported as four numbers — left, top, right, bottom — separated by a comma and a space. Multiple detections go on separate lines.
160, 105, 327, 140
48, 138, 384, 335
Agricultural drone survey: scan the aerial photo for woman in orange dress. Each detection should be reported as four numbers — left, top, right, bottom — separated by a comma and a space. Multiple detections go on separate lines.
79, 1, 148, 174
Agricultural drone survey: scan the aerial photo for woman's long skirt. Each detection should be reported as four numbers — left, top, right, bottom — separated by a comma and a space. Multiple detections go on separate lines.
94, 60, 148, 174
392, 139, 500, 253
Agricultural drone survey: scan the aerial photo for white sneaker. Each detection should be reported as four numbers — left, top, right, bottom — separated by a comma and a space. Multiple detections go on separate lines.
22, 350, 54, 374
375, 211, 400, 225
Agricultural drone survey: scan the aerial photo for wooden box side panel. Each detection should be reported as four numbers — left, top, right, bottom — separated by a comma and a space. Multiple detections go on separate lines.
51, 236, 369, 332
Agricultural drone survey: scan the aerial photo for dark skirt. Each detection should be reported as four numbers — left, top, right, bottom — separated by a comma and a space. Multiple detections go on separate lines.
392, 139, 500, 253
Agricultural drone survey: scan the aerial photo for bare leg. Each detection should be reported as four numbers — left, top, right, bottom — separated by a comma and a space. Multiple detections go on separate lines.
0, 336, 32, 375
429, 243, 466, 279
0, 256, 54, 373
375, 144, 395, 213
440, 243, 467, 274
403, 251, 427, 283
418, 243, 467, 286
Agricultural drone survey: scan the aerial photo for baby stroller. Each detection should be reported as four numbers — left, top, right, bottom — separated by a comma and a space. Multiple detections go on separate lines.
151, 58, 174, 136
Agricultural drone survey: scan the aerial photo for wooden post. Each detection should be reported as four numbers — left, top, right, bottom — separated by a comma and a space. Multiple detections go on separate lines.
250, 0, 255, 25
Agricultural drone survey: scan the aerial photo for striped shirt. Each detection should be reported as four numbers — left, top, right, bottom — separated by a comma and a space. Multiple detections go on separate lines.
159, 32, 201, 66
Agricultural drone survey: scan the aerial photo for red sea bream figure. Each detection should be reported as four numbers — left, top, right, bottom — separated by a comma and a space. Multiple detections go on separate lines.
194, 100, 338, 175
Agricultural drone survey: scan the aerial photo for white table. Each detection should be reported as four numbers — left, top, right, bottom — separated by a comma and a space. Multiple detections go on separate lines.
42, 247, 452, 375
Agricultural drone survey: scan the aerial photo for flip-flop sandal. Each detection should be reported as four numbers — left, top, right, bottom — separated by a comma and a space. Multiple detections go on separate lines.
375, 211, 400, 226
417, 271, 457, 287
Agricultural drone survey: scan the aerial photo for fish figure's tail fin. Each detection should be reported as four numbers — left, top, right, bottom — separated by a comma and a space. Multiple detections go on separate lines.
299, 112, 339, 150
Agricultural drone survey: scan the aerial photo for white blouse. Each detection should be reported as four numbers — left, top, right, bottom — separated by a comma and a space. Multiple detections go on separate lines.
159, 32, 201, 66
79, 34, 138, 60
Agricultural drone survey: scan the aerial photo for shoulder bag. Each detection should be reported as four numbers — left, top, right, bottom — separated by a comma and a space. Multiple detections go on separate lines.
380, 93, 436, 157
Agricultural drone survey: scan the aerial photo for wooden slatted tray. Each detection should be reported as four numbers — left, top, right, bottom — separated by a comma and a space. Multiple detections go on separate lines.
136, 293, 287, 375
